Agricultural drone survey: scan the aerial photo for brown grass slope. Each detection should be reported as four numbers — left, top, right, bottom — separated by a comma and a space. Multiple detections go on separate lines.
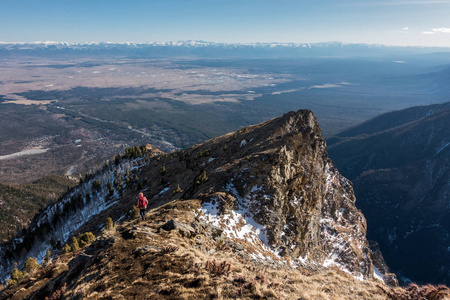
0, 200, 398, 299
2, 200, 450, 299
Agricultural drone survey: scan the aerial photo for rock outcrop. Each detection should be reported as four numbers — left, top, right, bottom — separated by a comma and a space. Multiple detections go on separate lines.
164, 110, 378, 279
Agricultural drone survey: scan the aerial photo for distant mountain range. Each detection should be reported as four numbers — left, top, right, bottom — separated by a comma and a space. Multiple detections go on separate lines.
328, 102, 450, 285
2, 41, 450, 58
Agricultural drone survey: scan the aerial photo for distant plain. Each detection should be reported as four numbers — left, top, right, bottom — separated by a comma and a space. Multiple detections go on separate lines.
1, 54, 449, 183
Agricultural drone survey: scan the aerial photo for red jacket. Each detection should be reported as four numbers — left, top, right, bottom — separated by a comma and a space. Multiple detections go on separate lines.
137, 195, 148, 209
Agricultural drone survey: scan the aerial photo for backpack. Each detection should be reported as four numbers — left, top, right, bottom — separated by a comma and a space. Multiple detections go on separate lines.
138, 196, 148, 208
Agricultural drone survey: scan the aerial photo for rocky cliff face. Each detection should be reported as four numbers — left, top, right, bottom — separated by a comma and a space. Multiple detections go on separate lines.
173, 110, 377, 279
328, 102, 450, 285
0, 109, 393, 294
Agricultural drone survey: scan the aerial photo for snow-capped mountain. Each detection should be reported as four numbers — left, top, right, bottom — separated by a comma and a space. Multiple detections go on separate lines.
1, 40, 448, 58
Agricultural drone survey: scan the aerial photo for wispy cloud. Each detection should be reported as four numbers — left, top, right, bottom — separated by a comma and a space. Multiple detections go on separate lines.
422, 28, 450, 34
402, 27, 409, 31
432, 27, 450, 33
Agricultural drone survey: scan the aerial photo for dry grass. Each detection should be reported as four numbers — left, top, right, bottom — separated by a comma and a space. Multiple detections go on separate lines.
160, 245, 180, 254
379, 283, 450, 300
2, 199, 448, 300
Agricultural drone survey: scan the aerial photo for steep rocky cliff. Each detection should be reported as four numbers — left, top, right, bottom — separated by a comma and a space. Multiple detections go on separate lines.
171, 110, 378, 279
0, 109, 403, 299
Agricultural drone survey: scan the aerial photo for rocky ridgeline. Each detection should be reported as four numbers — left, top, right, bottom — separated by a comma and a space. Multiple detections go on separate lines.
162, 110, 392, 281
1, 110, 401, 298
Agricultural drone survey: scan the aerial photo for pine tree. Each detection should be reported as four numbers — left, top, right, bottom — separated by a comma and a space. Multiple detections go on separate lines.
71, 236, 80, 252
24, 257, 40, 275
104, 217, 114, 232
130, 205, 139, 220
62, 244, 71, 254
7, 263, 25, 287
44, 249, 51, 265
78, 232, 95, 247
199, 170, 208, 182
173, 184, 183, 195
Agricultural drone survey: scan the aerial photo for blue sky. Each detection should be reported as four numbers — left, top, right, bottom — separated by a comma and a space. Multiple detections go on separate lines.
1, 0, 450, 46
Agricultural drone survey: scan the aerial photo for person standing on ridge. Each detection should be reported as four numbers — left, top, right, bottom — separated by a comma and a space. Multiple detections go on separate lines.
137, 192, 148, 220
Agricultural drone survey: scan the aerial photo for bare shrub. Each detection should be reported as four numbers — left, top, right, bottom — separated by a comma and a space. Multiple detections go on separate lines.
205, 260, 231, 276
268, 281, 280, 289
215, 239, 230, 251
188, 262, 203, 274
233, 275, 247, 285
45, 282, 67, 300
160, 245, 179, 254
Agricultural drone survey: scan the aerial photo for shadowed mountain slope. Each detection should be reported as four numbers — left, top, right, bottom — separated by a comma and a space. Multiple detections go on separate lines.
328, 102, 450, 285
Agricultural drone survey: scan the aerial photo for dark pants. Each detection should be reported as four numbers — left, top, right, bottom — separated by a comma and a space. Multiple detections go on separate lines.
140, 208, 146, 220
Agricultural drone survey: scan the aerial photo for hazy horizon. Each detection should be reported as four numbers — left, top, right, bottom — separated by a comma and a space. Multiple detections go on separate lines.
2, 0, 450, 47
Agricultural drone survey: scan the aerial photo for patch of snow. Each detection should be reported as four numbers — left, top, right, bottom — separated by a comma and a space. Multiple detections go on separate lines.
325, 162, 337, 194
323, 256, 364, 281
157, 187, 169, 196
115, 213, 128, 223
240, 140, 248, 147
0, 148, 50, 161
308, 83, 341, 89
207, 157, 216, 163
373, 266, 384, 282
0, 158, 146, 282
298, 256, 308, 264
435, 141, 450, 155
198, 200, 268, 244
195, 182, 280, 262
292, 195, 301, 205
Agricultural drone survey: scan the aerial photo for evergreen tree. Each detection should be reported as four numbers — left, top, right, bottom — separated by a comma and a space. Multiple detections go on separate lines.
62, 244, 71, 254
130, 205, 139, 220
24, 257, 40, 275
104, 217, 114, 232
7, 263, 25, 287
71, 236, 80, 252
173, 184, 183, 195
44, 249, 51, 265
78, 232, 95, 247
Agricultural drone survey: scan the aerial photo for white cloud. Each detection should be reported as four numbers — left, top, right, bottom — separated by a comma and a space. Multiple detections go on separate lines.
402, 27, 409, 31
432, 27, 450, 33
422, 31, 436, 35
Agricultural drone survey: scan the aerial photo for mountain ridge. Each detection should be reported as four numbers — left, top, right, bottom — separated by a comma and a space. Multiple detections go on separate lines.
2, 41, 449, 58
0, 109, 400, 295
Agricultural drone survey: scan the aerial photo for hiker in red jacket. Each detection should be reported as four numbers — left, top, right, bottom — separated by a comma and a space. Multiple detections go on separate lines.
137, 192, 148, 220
